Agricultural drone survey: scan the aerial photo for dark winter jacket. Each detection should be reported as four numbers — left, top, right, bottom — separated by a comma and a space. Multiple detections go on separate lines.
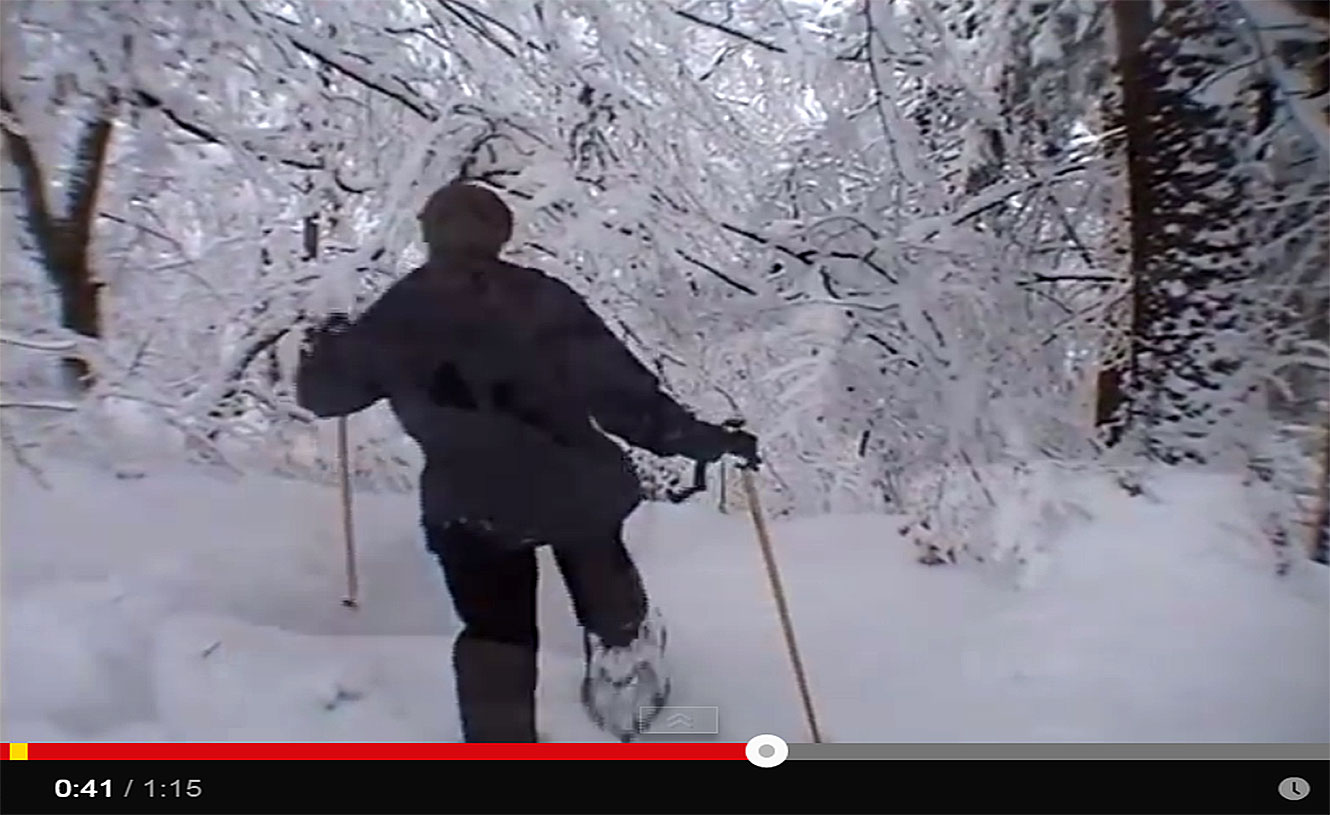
294, 256, 735, 548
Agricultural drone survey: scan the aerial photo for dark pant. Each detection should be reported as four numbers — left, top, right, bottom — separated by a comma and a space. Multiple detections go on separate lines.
424, 522, 649, 742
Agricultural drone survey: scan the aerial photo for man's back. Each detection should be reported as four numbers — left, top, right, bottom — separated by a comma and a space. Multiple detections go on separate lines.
298, 257, 644, 546
295, 182, 746, 548
375, 260, 603, 437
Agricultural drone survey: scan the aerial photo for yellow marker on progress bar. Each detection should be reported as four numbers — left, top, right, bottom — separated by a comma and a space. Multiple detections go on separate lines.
9, 743, 29, 759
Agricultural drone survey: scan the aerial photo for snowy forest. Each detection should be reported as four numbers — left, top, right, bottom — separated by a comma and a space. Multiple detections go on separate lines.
1, 0, 1328, 745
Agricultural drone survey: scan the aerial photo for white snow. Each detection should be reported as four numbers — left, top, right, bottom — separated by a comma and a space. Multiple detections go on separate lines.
1, 456, 1326, 744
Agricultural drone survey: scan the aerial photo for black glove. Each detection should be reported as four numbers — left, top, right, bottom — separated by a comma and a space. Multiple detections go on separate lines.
705, 418, 759, 470
724, 427, 761, 470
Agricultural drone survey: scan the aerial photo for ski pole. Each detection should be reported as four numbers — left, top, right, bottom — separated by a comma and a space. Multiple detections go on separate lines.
302, 200, 358, 609
337, 415, 359, 608
740, 466, 823, 743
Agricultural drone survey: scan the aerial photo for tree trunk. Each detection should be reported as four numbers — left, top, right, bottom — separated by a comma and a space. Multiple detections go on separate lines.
51, 245, 104, 390
0, 90, 115, 392
1102, 0, 1155, 449
1109, 0, 1259, 466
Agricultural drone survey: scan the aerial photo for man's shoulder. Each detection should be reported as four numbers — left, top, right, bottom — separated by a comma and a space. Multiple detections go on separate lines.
498, 260, 565, 288
499, 262, 591, 308
367, 268, 435, 313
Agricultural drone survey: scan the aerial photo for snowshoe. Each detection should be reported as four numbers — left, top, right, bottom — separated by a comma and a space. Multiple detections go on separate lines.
580, 609, 670, 742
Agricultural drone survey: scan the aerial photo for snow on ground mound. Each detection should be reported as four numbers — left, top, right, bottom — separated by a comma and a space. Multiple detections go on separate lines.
1, 458, 1326, 743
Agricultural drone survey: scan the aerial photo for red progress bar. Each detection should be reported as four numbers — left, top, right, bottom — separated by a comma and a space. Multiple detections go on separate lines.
8, 742, 747, 760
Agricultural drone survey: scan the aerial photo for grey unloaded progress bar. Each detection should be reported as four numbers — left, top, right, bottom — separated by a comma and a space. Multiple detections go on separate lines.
785, 743, 1330, 760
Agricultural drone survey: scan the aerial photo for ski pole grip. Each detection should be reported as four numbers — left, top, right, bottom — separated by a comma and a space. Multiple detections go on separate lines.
721, 417, 761, 471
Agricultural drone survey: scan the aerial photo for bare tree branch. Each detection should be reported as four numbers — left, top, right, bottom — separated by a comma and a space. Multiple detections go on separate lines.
437, 0, 517, 59
1019, 274, 1122, 285
98, 211, 186, 255
0, 332, 78, 352
133, 89, 326, 170
65, 92, 119, 250
285, 33, 438, 121
672, 8, 786, 53
0, 89, 57, 266
448, 0, 545, 52
676, 250, 759, 295
0, 399, 80, 411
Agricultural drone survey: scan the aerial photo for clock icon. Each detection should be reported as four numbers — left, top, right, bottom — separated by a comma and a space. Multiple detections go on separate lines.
1278, 777, 1310, 802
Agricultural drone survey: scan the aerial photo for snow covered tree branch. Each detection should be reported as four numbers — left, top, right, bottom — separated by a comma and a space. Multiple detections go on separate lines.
1, 0, 1322, 571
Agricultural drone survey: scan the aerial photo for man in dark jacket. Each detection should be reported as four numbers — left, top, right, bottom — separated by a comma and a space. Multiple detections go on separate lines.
295, 182, 759, 742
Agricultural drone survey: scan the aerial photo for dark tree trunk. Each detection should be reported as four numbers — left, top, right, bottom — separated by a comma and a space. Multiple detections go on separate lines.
1109, 0, 1258, 465
1, 90, 115, 392
1101, 0, 1156, 449
51, 248, 104, 389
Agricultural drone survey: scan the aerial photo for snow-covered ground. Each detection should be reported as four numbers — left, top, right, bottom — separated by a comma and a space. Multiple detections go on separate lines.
1, 455, 1326, 743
